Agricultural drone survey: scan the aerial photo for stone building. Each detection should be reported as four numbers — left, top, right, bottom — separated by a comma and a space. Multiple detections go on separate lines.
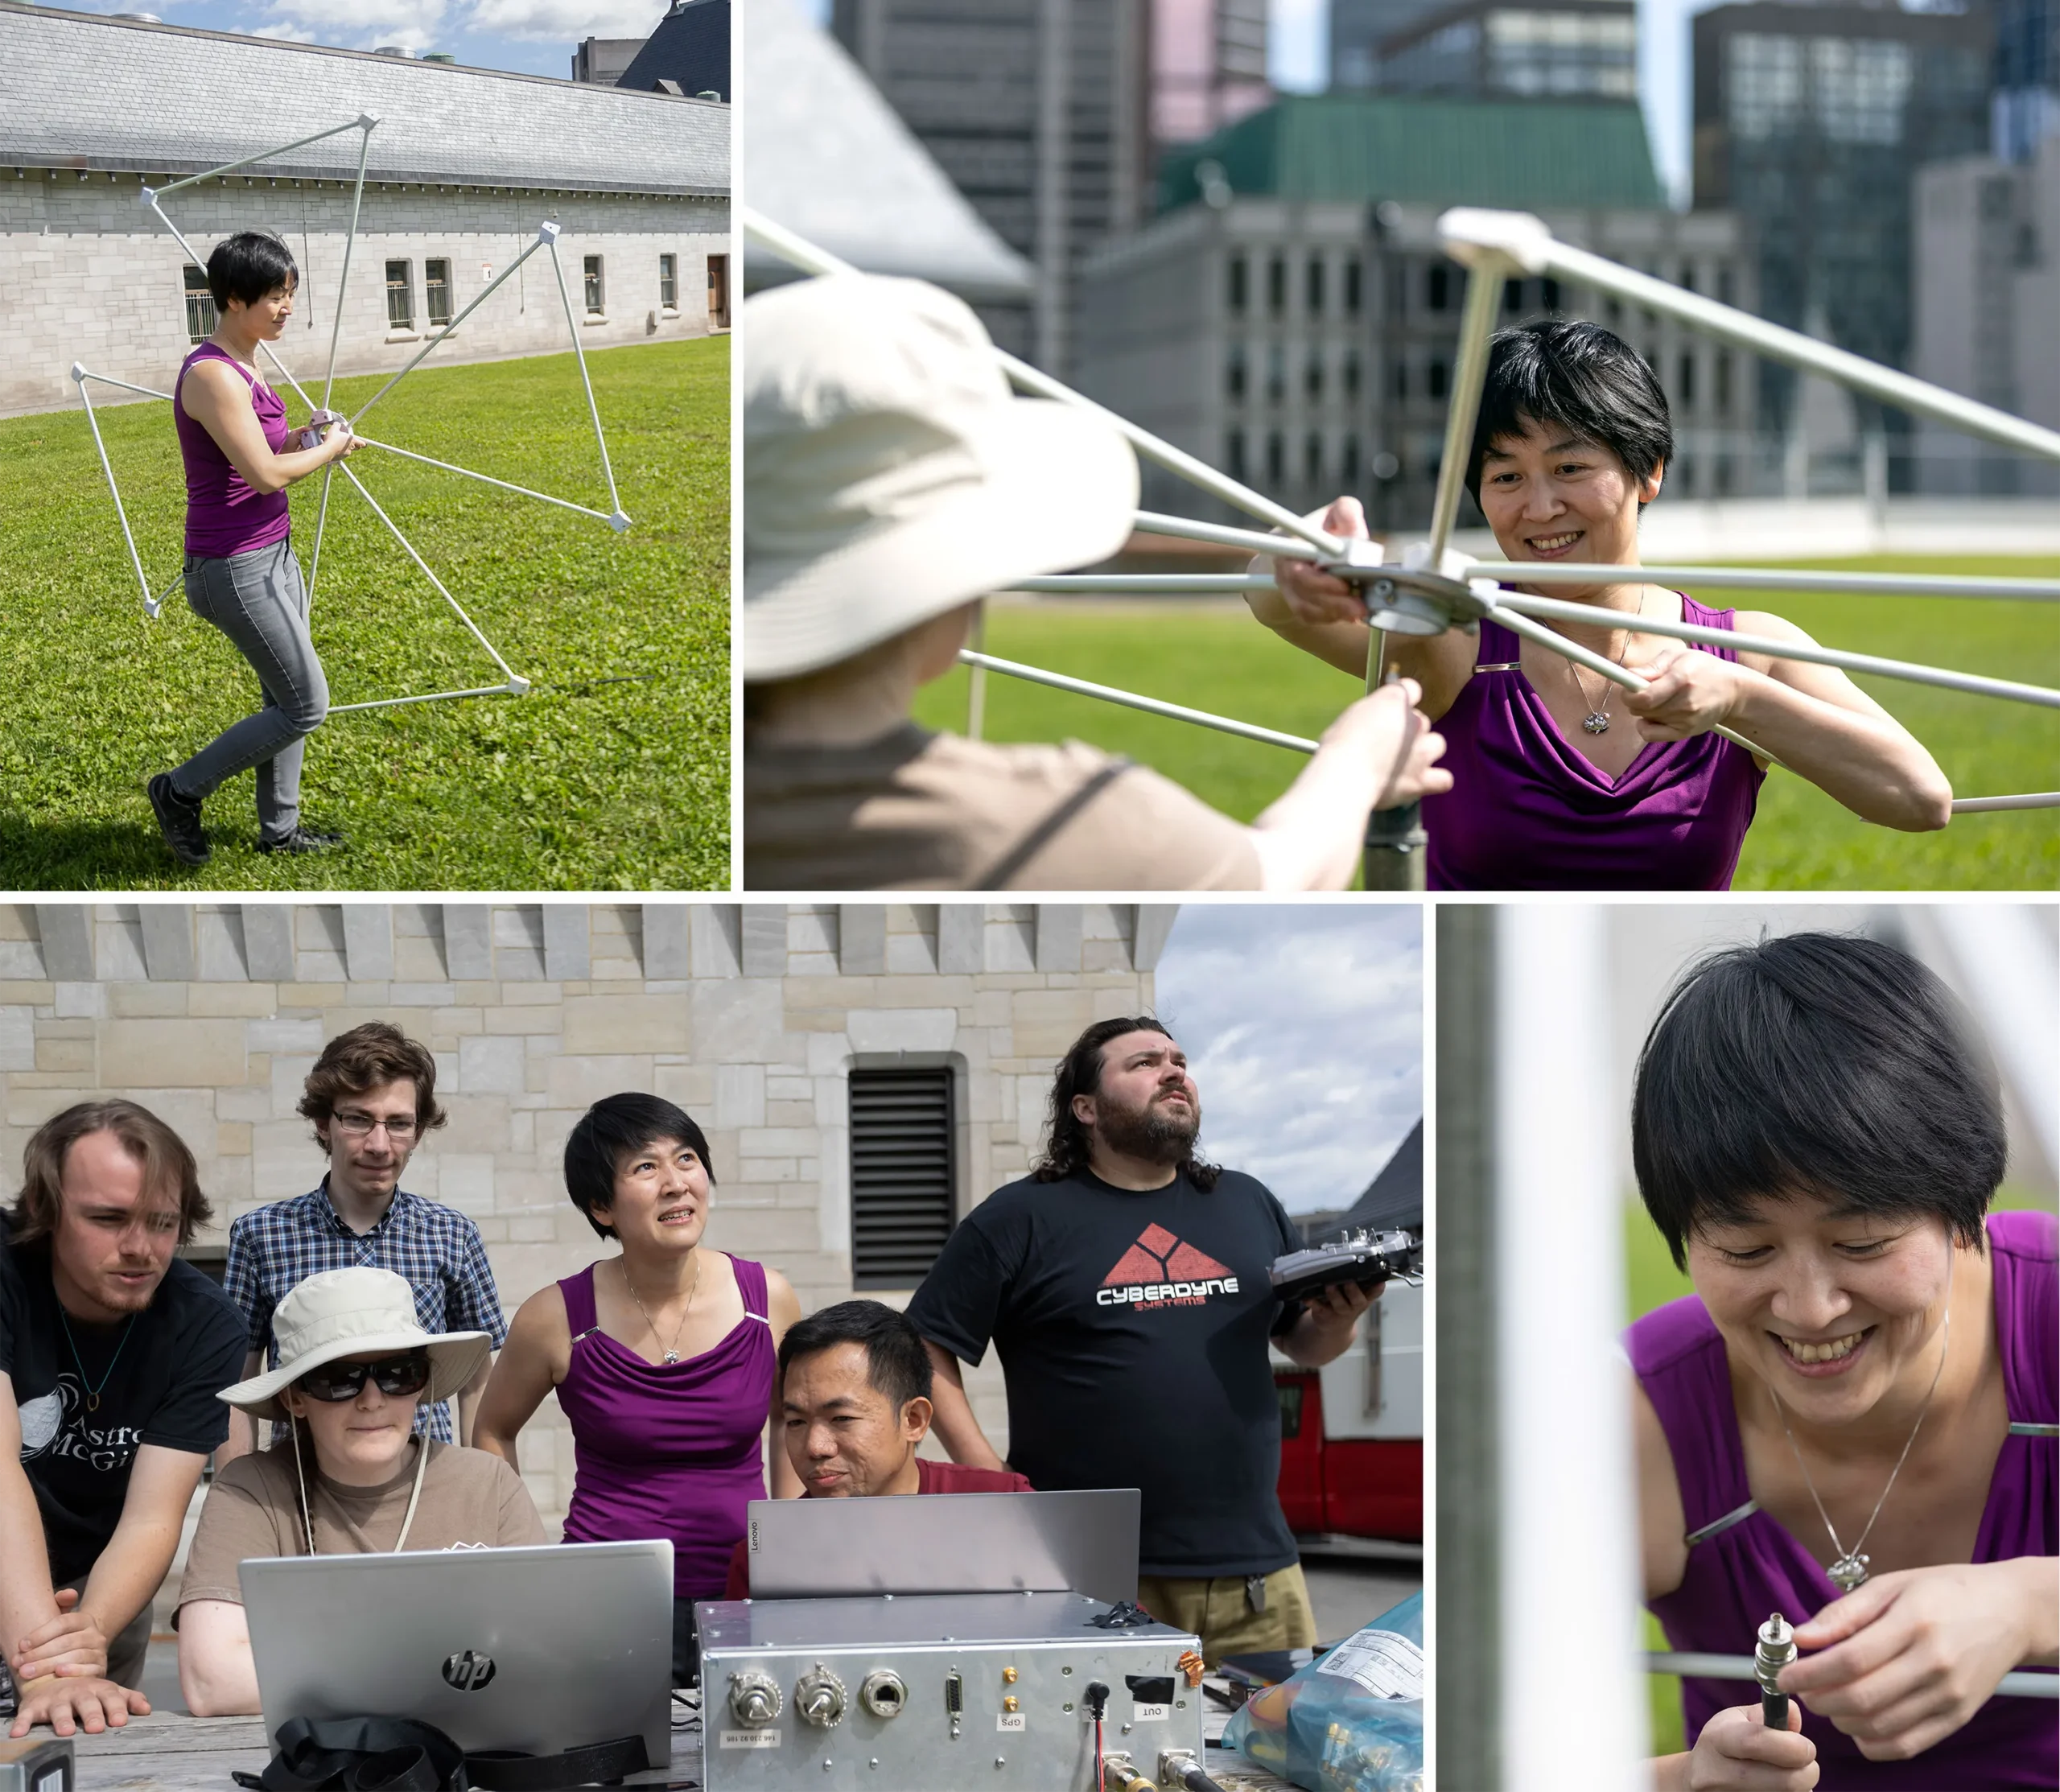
0, 3, 731, 418
1077, 95, 1756, 530
0, 900, 1173, 1530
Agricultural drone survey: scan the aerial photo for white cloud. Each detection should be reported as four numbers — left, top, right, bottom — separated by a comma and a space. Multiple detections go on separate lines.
461, 0, 664, 42
257, 0, 446, 43
1154, 904, 1422, 1215
247, 17, 321, 37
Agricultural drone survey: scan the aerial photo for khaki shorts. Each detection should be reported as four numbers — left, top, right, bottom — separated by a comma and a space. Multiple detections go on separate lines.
1135, 1562, 1317, 1668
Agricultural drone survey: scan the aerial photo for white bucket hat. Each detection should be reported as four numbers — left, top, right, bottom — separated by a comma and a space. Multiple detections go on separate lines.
740, 272, 1141, 682
217, 1266, 491, 1422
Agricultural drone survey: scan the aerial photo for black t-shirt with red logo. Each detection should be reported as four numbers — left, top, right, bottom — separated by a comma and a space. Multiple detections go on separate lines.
905, 1166, 1304, 1576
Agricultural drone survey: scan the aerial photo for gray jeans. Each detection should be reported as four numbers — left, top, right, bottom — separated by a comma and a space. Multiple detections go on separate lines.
173, 538, 328, 842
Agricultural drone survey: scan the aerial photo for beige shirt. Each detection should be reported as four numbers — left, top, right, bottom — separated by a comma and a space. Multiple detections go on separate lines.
176, 1440, 548, 1612
744, 725, 1263, 890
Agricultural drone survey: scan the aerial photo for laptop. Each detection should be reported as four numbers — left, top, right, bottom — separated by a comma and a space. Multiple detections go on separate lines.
241, 1540, 674, 1768
742, 1487, 1140, 1605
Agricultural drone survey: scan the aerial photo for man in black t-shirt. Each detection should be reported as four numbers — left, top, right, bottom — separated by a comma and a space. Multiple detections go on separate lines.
1, 1101, 245, 1736
905, 1015, 1377, 1664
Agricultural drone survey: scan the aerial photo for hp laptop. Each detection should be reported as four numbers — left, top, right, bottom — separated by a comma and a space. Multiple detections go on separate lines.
241, 1539, 673, 1767
742, 1487, 1140, 1604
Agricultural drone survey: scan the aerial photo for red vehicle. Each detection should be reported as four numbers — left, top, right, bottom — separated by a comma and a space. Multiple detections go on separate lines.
1274, 1269, 1422, 1545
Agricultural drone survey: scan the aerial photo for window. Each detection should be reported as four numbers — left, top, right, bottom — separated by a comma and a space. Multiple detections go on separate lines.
1427, 264, 1451, 311
1227, 253, 1248, 315
1542, 277, 1561, 311
1304, 348, 1325, 402
1304, 430, 1323, 484
849, 1068, 955, 1288
1226, 343, 1247, 401
659, 252, 678, 312
1277, 1381, 1305, 1438
1266, 343, 1285, 404
708, 254, 730, 328
1306, 255, 1325, 317
1342, 435, 1362, 487
1716, 352, 1733, 417
425, 258, 451, 329
1393, 358, 1408, 402
1718, 266, 1735, 307
1343, 351, 1362, 400
385, 259, 413, 332
1267, 253, 1286, 316
1428, 356, 1450, 400
1343, 257, 1362, 316
1504, 276, 1524, 313
583, 254, 605, 316
1678, 352, 1696, 408
1266, 430, 1284, 487
1227, 428, 1247, 482
183, 265, 216, 344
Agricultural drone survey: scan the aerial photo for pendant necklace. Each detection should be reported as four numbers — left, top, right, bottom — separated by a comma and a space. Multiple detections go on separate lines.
1565, 591, 1643, 734
1769, 1273, 1952, 1594
59, 1308, 135, 1415
622, 1252, 700, 1366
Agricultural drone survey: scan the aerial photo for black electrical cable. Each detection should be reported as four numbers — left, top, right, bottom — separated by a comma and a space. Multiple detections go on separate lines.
1180, 1765, 1233, 1792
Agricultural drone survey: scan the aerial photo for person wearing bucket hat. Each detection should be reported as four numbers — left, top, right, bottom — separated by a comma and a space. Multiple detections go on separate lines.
172, 1267, 546, 1717
741, 273, 1451, 890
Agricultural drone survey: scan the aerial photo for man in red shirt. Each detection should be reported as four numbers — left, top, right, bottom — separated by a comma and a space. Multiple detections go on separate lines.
723, 1301, 1028, 1598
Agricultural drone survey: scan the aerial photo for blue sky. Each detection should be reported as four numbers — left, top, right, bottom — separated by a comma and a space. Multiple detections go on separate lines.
30, 0, 670, 77
1152, 904, 1421, 1217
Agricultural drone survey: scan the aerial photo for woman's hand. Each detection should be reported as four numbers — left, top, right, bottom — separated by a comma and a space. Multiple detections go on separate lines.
9, 1587, 107, 1682
318, 420, 362, 464
1618, 646, 1750, 744
1780, 1560, 2050, 1761
1271, 496, 1371, 628
1667, 1701, 1818, 1790
1318, 678, 1451, 809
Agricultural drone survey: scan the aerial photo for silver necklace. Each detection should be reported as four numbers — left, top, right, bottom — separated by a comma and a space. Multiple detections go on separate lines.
1770, 1277, 1952, 1593
1566, 593, 1643, 734
620, 1253, 701, 1365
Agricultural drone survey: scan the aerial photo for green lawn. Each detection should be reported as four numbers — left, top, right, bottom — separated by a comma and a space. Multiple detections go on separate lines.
913, 568, 2058, 889
0, 336, 729, 890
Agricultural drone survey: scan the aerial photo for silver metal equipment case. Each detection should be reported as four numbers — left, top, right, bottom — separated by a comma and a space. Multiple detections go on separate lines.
696, 1590, 1204, 1790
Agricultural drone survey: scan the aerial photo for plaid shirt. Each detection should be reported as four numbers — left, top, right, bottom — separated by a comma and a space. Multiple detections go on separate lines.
223, 1181, 509, 1442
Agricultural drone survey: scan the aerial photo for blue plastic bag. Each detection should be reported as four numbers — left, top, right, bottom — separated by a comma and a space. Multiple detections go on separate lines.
1221, 1592, 1423, 1792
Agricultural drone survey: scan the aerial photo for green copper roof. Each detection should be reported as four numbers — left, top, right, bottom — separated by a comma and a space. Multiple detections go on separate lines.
1160, 93, 1666, 214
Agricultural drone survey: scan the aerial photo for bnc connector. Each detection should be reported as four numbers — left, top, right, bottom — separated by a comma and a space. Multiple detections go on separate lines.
1755, 1612, 1797, 1731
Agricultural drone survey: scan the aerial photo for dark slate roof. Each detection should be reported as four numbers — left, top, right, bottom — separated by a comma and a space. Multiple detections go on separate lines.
741, 0, 1031, 299
619, 0, 728, 101
0, 2, 728, 196
1159, 93, 1664, 215
1333, 1119, 1423, 1238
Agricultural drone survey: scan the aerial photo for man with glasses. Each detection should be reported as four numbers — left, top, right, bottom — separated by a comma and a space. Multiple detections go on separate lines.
220, 1023, 506, 1458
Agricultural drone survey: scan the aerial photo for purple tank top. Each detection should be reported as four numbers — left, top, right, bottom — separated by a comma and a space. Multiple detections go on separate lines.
1423, 596, 1765, 890
1629, 1210, 2058, 1787
176, 343, 293, 558
556, 1256, 777, 1600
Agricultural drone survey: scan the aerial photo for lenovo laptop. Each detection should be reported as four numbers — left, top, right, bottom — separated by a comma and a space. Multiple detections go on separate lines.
241, 1539, 673, 1767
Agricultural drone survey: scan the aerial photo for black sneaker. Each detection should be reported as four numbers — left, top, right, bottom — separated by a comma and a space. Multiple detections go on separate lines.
146, 773, 210, 866
256, 825, 345, 855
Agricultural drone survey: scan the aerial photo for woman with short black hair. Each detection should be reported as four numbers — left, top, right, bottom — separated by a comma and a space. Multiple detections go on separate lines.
1625, 933, 2055, 1789
147, 230, 360, 867
473, 1094, 802, 1687
1251, 320, 1951, 889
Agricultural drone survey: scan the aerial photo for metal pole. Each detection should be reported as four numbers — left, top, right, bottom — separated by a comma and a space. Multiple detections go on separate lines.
543, 237, 628, 522
1485, 562, 2060, 604
742, 207, 1347, 558
348, 231, 552, 426
1131, 509, 1325, 561
1645, 1654, 2060, 1700
72, 369, 156, 614
1362, 621, 1426, 892
145, 116, 375, 201
307, 463, 336, 607
958, 649, 1318, 752
1425, 259, 1508, 563
1492, 590, 2060, 712
966, 600, 989, 741
147, 196, 321, 411
352, 433, 621, 524
1007, 575, 1279, 594
336, 463, 525, 687
320, 120, 376, 411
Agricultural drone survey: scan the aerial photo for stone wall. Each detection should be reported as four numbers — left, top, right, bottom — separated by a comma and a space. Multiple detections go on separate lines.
0, 177, 730, 416
0, 900, 1172, 1526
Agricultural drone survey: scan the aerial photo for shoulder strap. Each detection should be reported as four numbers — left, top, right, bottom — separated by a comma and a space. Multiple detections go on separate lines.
560, 1263, 600, 1337
732, 1254, 771, 1322
1471, 616, 1522, 672
973, 757, 1134, 890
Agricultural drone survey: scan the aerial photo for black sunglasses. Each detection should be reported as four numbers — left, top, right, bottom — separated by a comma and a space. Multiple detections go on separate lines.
295, 1351, 431, 1403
